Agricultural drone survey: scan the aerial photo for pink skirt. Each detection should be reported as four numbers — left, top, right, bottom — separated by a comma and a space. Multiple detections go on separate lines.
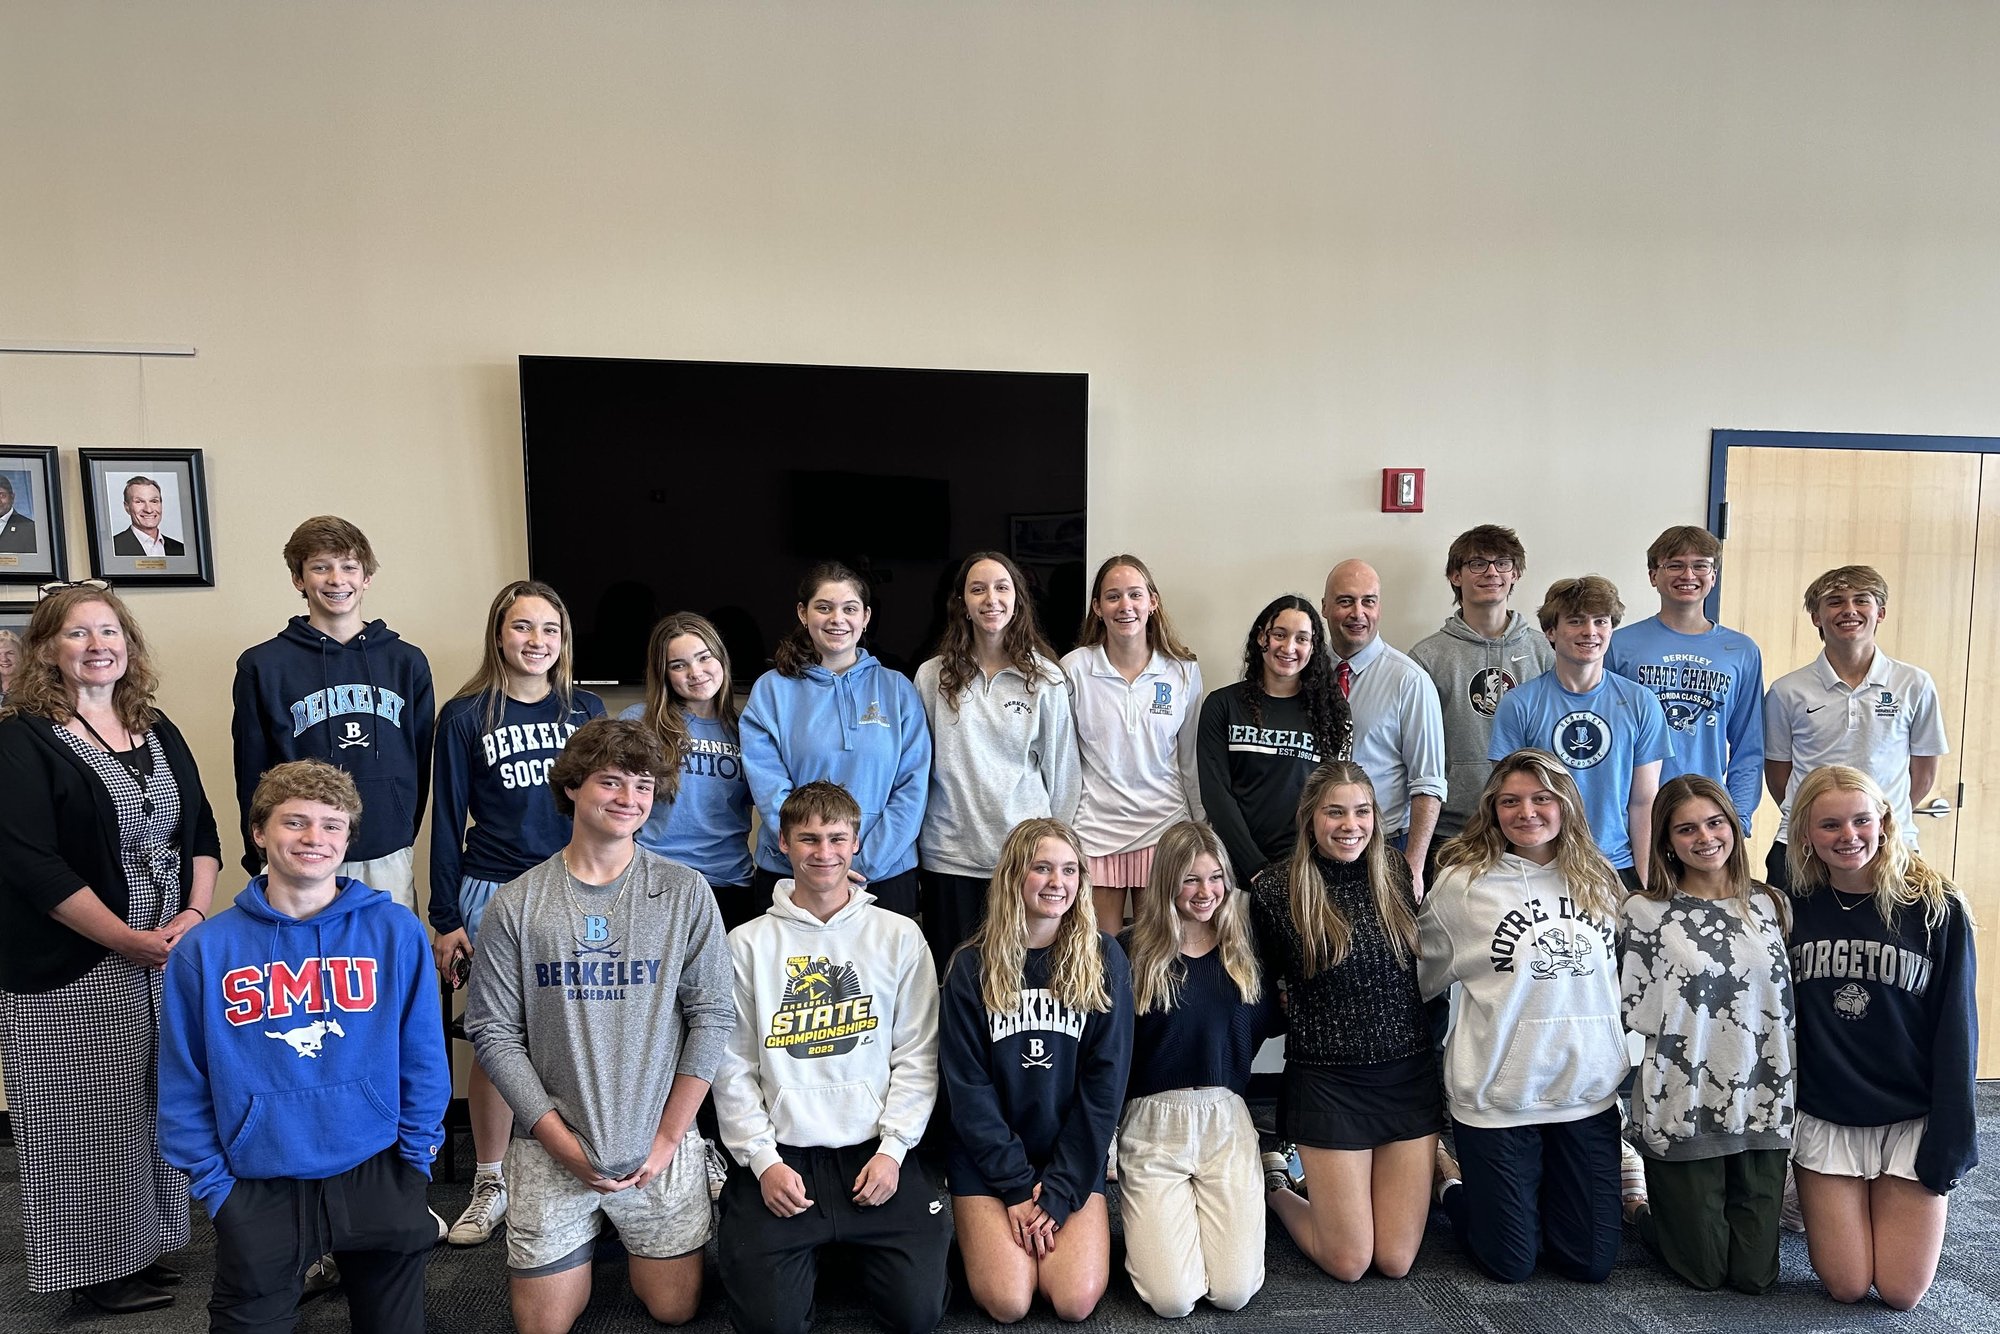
1088, 846, 1155, 892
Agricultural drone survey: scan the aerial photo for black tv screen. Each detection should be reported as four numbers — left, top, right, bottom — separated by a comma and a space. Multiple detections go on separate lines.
521, 356, 1089, 686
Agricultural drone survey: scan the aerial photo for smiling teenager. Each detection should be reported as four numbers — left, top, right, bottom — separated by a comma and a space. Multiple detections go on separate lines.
1781, 765, 1976, 1311
431, 581, 606, 1247
159, 760, 449, 1331
1061, 555, 1205, 936
916, 552, 1081, 971
1422, 751, 1631, 1285
1251, 761, 1437, 1283
1116, 821, 1277, 1316
1761, 567, 1948, 891
1619, 775, 1796, 1293
941, 819, 1133, 1323
464, 718, 733, 1334
231, 516, 436, 913
742, 562, 931, 920
1197, 595, 1354, 885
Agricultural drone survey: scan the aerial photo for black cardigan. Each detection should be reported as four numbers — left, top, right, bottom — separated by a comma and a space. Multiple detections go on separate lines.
0, 712, 221, 993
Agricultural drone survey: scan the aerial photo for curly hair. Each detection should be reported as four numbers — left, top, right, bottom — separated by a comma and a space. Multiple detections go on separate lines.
547, 718, 667, 818
0, 587, 160, 732
1237, 595, 1351, 763
249, 759, 363, 835
932, 551, 1061, 709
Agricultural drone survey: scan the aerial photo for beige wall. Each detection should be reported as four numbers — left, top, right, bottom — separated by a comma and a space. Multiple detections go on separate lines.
5, 0, 2000, 889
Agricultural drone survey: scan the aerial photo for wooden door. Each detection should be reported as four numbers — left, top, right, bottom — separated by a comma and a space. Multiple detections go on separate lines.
1719, 444, 1992, 1072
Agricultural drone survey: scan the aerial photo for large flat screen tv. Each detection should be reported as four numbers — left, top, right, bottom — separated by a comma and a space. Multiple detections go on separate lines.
521, 356, 1089, 686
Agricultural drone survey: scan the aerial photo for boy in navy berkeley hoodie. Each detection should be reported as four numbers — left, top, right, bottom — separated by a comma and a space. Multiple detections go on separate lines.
160, 760, 449, 1332
231, 516, 435, 912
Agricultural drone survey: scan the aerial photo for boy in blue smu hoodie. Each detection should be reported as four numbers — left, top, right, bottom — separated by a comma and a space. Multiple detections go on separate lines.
159, 761, 448, 1329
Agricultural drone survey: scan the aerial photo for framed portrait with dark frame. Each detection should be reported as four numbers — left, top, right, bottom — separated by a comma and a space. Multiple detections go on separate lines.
0, 445, 70, 586
79, 448, 215, 587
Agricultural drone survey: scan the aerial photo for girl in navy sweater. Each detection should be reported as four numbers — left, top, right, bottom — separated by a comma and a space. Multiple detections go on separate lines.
1251, 761, 1437, 1282
1786, 765, 1977, 1311
1117, 820, 1277, 1316
622, 612, 756, 930
941, 818, 1133, 1323
429, 580, 603, 1246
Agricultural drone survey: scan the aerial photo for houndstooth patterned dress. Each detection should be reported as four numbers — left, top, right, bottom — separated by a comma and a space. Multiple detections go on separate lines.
0, 729, 192, 1291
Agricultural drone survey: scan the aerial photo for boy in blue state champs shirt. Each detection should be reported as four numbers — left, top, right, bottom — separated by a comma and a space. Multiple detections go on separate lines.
1607, 526, 1764, 831
159, 760, 449, 1332
1490, 576, 1672, 887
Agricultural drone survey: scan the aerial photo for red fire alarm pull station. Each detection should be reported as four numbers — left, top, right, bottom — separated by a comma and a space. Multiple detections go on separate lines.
1382, 468, 1424, 513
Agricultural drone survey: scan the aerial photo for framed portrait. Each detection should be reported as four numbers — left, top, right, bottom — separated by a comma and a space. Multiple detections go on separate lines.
79, 448, 215, 588
0, 445, 70, 585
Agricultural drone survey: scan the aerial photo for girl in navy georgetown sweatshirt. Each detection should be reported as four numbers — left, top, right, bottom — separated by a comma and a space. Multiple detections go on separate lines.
429, 581, 604, 1246
1117, 820, 1278, 1316
1785, 765, 1978, 1312
159, 761, 449, 1331
941, 818, 1132, 1323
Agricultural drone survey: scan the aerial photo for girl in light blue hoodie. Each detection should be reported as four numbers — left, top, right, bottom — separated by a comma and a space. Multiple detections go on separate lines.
741, 561, 931, 919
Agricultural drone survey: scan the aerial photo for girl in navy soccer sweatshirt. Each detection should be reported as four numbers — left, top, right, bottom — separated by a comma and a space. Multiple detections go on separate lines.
1786, 764, 1977, 1312
428, 580, 603, 1246
741, 561, 930, 918
941, 818, 1132, 1323
1117, 820, 1277, 1316
622, 612, 756, 930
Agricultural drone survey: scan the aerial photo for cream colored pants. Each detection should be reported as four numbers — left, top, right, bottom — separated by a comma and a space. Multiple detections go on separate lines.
1116, 1086, 1266, 1317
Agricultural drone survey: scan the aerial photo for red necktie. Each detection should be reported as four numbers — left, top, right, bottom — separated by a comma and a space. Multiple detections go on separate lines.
1337, 661, 1352, 698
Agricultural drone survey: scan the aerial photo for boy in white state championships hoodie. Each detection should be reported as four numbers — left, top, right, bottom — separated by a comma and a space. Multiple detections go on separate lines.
712, 781, 947, 1334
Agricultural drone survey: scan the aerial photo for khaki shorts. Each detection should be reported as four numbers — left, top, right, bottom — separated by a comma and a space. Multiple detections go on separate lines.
504, 1130, 711, 1275
337, 846, 417, 914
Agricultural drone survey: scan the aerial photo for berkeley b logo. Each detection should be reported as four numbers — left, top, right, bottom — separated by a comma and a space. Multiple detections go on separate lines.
580, 915, 609, 944
573, 914, 621, 960
1022, 1037, 1054, 1070
1150, 682, 1174, 715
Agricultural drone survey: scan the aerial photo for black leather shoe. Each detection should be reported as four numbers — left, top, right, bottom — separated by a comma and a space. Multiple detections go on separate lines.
74, 1276, 174, 1313
138, 1256, 183, 1286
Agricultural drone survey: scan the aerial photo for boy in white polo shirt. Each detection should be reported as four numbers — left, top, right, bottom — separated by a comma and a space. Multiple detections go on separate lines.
1761, 565, 1947, 888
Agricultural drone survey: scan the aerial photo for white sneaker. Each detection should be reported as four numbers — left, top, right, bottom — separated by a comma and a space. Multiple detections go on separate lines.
1619, 1138, 1649, 1219
447, 1175, 508, 1246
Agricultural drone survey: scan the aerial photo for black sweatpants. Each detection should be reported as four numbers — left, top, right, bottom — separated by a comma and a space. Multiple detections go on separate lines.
717, 1141, 951, 1334
1440, 1107, 1623, 1284
918, 869, 989, 978
210, 1147, 435, 1334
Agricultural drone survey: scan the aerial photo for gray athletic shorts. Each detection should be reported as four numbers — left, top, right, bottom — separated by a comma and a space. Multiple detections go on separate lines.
504, 1129, 711, 1275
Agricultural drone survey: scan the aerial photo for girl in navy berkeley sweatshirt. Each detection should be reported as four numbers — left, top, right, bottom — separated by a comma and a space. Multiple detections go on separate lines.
1117, 820, 1277, 1317
621, 612, 756, 931
741, 561, 930, 918
1785, 765, 1978, 1312
941, 818, 1132, 1323
159, 761, 448, 1330
428, 580, 603, 1246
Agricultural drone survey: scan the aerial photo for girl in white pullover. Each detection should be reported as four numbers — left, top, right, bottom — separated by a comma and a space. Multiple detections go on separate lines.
1419, 749, 1629, 1285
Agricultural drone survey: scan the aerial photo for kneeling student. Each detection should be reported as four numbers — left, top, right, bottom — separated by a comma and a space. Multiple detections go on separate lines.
465, 718, 733, 1333
159, 760, 449, 1333
713, 780, 949, 1334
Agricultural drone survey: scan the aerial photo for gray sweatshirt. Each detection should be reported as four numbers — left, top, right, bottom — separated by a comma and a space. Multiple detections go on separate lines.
465, 848, 734, 1177
1409, 612, 1555, 838
915, 654, 1081, 877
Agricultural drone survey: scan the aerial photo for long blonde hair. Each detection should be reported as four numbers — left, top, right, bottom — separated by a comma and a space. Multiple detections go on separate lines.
1787, 765, 1967, 932
451, 580, 583, 734
635, 611, 739, 805
969, 819, 1110, 1016
1282, 762, 1417, 978
1435, 749, 1622, 924
1128, 821, 1262, 1013
1642, 774, 1787, 932
1074, 553, 1197, 661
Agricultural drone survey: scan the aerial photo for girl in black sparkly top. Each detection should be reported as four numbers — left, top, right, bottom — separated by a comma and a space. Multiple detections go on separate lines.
1250, 761, 1440, 1282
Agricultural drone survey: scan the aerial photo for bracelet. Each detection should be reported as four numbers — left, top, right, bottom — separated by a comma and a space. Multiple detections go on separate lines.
182, 905, 206, 920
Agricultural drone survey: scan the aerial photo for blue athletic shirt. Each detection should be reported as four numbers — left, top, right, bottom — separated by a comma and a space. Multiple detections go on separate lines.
620, 705, 755, 888
1488, 671, 1672, 870
1608, 617, 1764, 830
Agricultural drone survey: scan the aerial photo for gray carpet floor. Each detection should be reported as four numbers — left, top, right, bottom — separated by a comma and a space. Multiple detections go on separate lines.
5, 1086, 1998, 1332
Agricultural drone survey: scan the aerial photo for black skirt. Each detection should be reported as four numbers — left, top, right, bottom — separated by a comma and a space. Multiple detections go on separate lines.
1281, 1050, 1444, 1151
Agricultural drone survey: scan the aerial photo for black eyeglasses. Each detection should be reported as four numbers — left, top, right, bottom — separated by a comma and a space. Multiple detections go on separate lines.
38, 579, 112, 597
1460, 558, 1516, 574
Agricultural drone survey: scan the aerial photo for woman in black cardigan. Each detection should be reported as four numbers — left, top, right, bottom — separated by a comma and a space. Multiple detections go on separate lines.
0, 585, 220, 1314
